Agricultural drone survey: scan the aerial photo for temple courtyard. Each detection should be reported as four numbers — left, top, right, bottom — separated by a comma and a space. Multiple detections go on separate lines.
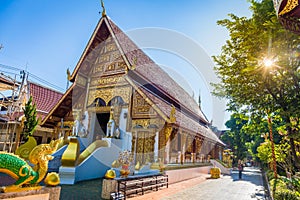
59, 167, 266, 200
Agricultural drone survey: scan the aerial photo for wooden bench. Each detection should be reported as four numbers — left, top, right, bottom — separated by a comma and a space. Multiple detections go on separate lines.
114, 173, 168, 199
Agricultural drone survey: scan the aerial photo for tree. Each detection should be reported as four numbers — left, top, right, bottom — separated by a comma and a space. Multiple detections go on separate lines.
221, 112, 250, 164
212, 0, 300, 169
257, 140, 293, 174
22, 96, 39, 140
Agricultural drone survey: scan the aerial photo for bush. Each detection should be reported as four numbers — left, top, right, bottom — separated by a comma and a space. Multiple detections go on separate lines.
291, 177, 300, 191
275, 189, 299, 200
269, 176, 300, 200
269, 178, 286, 190
267, 170, 275, 180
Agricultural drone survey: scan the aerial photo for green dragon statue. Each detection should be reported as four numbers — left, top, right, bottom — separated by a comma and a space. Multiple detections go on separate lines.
0, 139, 59, 193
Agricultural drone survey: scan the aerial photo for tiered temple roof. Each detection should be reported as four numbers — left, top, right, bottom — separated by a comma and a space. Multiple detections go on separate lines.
42, 15, 223, 144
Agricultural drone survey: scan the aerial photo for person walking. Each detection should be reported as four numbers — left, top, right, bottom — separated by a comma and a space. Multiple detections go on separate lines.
238, 160, 244, 179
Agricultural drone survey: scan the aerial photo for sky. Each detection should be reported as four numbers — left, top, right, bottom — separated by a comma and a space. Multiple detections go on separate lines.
0, 0, 252, 129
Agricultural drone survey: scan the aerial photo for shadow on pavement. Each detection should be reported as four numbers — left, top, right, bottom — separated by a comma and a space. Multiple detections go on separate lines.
230, 167, 267, 199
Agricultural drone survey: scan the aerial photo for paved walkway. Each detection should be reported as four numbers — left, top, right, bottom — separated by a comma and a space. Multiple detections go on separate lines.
130, 167, 266, 200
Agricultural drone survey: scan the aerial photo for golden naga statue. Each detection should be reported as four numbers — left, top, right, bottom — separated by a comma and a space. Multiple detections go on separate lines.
15, 136, 37, 160
0, 140, 60, 192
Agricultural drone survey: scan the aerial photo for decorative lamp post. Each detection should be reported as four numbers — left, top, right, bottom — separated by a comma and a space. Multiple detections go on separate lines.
273, 0, 300, 34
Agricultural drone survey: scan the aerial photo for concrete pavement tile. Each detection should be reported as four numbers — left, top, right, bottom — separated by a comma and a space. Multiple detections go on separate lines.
129, 167, 265, 200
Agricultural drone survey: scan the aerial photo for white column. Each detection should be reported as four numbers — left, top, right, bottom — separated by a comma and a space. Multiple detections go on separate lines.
154, 131, 159, 162
165, 140, 170, 164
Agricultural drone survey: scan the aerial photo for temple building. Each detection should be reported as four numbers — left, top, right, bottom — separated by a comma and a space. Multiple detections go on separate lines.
41, 9, 224, 167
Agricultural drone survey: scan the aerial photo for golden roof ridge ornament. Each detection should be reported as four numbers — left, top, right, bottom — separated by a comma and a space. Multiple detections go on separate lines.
67, 68, 71, 81
131, 57, 137, 70
101, 0, 106, 17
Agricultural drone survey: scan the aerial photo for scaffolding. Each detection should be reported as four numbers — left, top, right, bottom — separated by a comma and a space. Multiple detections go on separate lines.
0, 121, 21, 152
0, 72, 24, 152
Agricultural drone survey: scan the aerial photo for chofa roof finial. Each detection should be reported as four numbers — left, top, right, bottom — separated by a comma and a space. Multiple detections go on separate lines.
101, 0, 106, 17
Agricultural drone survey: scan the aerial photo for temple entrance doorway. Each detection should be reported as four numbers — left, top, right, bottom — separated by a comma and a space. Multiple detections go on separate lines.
94, 113, 110, 138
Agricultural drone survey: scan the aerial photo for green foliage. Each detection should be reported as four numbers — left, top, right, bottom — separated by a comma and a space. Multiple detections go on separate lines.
267, 169, 275, 180
269, 176, 300, 200
257, 141, 285, 162
213, 0, 300, 116
270, 178, 286, 190
281, 176, 300, 194
257, 139, 294, 173
22, 96, 39, 139
241, 113, 268, 158
257, 141, 271, 163
275, 190, 300, 200
213, 0, 300, 169
222, 111, 270, 162
221, 113, 249, 160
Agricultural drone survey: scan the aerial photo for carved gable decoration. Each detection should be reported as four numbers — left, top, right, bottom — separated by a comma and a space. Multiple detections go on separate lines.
132, 90, 157, 119
90, 75, 127, 88
75, 73, 88, 88
91, 30, 128, 79
88, 86, 131, 106
75, 22, 110, 78
72, 92, 86, 110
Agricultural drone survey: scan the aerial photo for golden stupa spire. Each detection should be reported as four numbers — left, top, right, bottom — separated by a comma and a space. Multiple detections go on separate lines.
101, 0, 106, 17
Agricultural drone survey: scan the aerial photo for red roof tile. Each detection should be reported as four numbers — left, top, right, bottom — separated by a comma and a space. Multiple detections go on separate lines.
29, 82, 63, 120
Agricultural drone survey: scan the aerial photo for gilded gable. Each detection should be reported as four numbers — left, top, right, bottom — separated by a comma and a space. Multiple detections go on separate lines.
91, 35, 127, 78
132, 90, 157, 119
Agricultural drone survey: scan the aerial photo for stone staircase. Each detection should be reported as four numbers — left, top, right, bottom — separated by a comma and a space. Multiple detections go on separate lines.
59, 166, 76, 184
